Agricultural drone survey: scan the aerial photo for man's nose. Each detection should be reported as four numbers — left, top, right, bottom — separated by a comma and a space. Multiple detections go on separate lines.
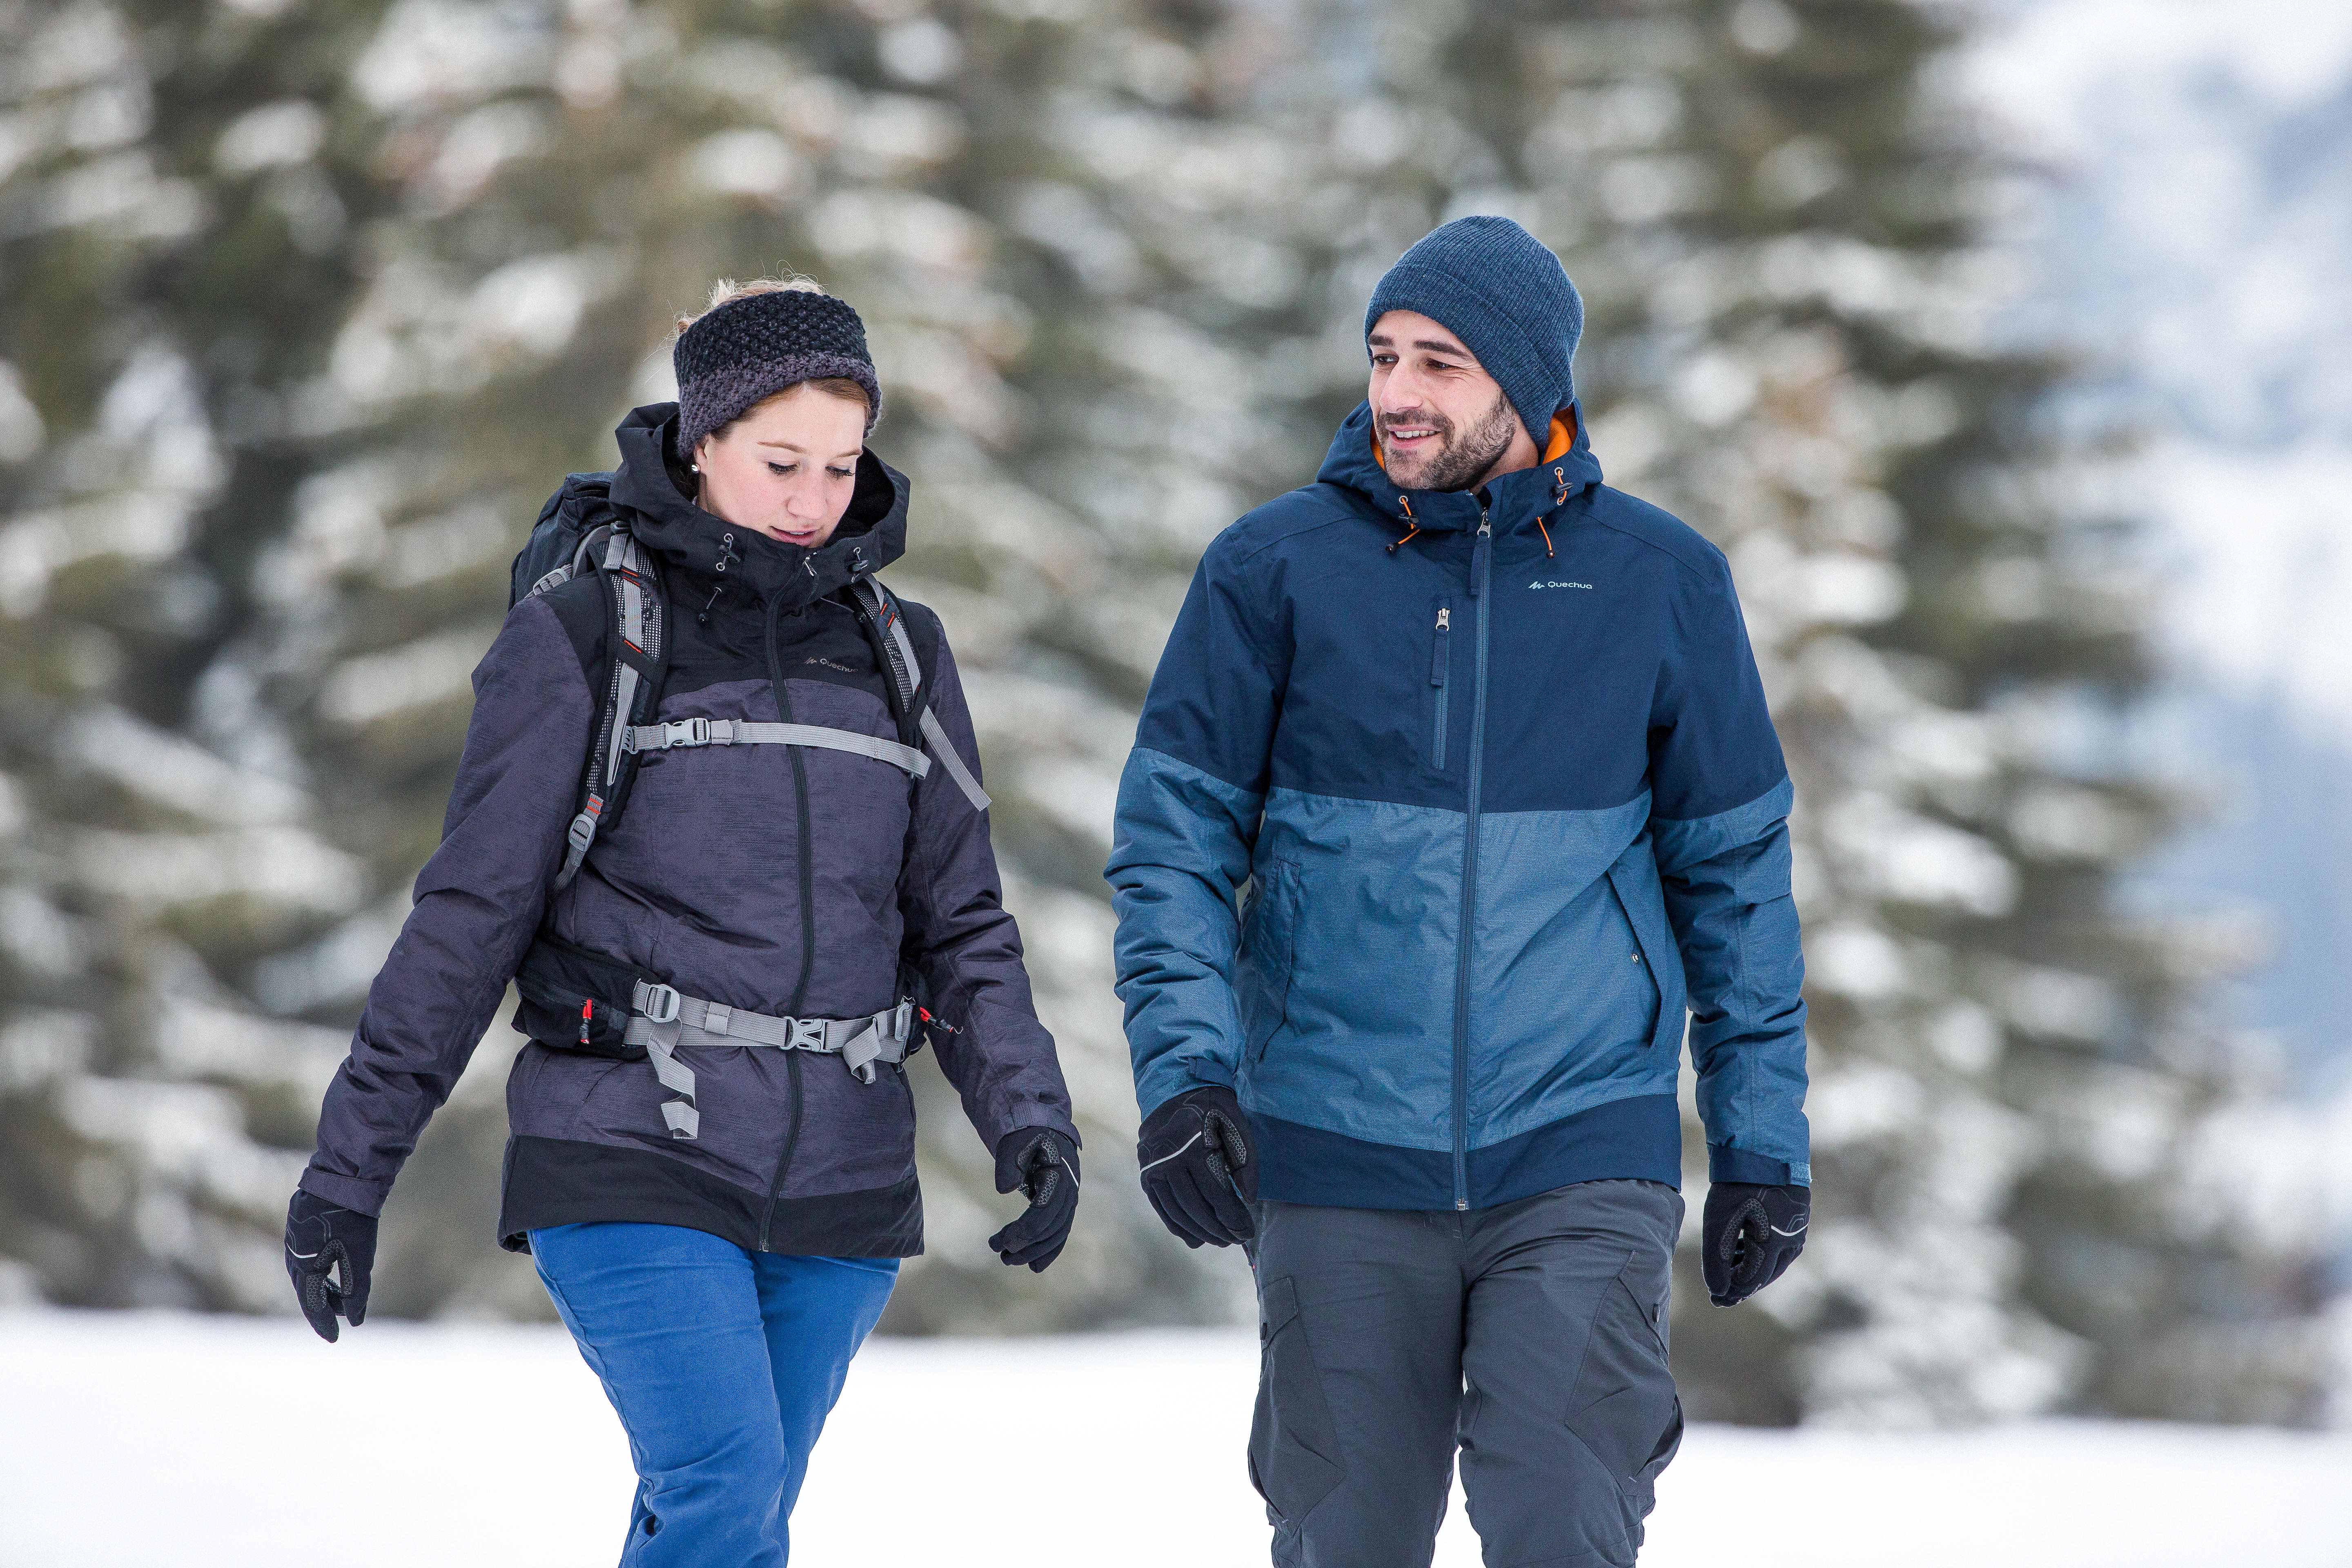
1378, 369, 1430, 414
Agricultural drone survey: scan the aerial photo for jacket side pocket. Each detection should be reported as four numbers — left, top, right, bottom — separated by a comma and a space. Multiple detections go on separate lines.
1248, 1274, 1344, 1525
1240, 858, 1300, 1065
1606, 858, 1677, 1052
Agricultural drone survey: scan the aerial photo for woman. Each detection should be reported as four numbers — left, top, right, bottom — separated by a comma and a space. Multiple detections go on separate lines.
283, 278, 1081, 1562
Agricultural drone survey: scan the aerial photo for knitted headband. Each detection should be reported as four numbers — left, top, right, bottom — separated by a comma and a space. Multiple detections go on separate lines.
673, 288, 882, 455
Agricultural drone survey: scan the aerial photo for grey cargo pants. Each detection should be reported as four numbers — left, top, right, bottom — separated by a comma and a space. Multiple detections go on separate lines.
1247, 1180, 1684, 1568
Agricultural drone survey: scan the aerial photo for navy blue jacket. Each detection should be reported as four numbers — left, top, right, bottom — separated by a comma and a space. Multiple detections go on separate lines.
1107, 405, 1809, 1209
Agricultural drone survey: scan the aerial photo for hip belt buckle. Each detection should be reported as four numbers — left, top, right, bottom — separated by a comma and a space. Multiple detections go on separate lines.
635, 981, 682, 1025
789, 1017, 829, 1052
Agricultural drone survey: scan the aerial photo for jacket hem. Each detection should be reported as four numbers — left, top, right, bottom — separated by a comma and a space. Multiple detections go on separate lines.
497, 1134, 924, 1258
1249, 1093, 1682, 1210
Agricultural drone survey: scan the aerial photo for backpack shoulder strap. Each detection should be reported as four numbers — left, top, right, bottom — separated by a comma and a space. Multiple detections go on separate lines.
554, 526, 670, 889
852, 575, 989, 813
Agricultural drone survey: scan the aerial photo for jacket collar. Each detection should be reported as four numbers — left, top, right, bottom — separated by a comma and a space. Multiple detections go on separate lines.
607, 402, 909, 609
1314, 400, 1604, 537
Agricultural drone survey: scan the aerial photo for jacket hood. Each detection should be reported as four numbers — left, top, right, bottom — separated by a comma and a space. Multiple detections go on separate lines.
608, 402, 909, 608
1314, 400, 1604, 537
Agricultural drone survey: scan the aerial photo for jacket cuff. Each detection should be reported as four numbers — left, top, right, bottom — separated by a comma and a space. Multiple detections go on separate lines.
992, 1104, 1080, 1154
298, 1165, 390, 1217
1707, 1143, 1809, 1187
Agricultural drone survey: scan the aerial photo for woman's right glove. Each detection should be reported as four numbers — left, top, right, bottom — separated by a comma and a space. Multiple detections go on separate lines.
1137, 1085, 1257, 1248
284, 1188, 378, 1342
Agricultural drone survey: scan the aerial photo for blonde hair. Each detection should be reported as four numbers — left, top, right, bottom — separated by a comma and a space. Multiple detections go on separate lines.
673, 273, 829, 336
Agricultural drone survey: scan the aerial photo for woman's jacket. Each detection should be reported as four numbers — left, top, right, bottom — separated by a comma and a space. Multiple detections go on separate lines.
298, 403, 1076, 1256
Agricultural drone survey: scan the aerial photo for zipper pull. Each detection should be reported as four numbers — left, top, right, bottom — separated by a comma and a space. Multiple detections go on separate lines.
1432, 606, 1450, 686
1470, 513, 1492, 597
1436, 607, 1450, 630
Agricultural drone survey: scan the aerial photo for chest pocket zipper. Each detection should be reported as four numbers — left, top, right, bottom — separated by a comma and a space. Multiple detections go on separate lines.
1431, 602, 1451, 770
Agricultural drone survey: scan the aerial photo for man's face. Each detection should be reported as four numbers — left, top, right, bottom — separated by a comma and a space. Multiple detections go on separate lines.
1368, 310, 1525, 492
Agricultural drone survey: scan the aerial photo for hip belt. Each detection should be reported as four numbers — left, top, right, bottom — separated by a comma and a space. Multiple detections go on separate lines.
624, 980, 914, 1139
513, 936, 915, 1142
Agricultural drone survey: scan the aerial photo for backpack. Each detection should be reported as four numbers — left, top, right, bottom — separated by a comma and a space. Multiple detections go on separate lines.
507, 474, 989, 894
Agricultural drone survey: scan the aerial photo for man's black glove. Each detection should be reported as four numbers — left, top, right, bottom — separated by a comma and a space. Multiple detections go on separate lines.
1137, 1085, 1256, 1249
1702, 1182, 1809, 1307
989, 1128, 1079, 1272
284, 1188, 378, 1342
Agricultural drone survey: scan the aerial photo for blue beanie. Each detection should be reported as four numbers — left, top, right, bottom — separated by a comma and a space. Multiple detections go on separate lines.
1363, 216, 1583, 442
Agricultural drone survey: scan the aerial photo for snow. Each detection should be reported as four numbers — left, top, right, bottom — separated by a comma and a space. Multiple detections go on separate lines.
4, 1311, 2350, 1567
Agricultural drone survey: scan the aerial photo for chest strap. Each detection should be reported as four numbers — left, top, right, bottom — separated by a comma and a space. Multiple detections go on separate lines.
621, 979, 915, 1139
623, 716, 928, 780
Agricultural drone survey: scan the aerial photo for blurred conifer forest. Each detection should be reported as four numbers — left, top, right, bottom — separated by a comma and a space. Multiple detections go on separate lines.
0, 0, 2332, 1425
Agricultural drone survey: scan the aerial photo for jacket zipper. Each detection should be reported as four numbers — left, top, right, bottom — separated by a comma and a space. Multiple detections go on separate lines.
1431, 603, 1450, 770
1450, 513, 1492, 1211
758, 596, 818, 1251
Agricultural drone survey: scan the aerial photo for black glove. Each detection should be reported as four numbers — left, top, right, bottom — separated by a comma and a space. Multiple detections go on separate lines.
284, 1188, 379, 1342
988, 1128, 1080, 1272
1702, 1182, 1809, 1307
1137, 1085, 1256, 1249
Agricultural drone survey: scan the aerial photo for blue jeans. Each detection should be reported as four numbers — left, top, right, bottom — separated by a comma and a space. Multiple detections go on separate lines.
530, 1223, 899, 1565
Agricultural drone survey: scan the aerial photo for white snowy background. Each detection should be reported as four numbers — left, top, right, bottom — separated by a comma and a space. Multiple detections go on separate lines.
9, 1, 2352, 1561
1967, 0, 2352, 1277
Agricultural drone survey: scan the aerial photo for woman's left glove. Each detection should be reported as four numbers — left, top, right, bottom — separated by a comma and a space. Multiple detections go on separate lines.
988, 1128, 1079, 1273
284, 1189, 378, 1342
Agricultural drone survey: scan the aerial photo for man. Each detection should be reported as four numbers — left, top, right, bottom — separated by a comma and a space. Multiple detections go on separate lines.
1107, 216, 1810, 1566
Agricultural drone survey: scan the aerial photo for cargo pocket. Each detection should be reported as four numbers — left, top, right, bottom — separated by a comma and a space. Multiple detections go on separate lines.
1565, 1257, 1682, 1523
1240, 860, 1300, 1065
1247, 1274, 1343, 1526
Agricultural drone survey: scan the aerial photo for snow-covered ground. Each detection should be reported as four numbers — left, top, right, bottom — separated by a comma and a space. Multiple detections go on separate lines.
4, 1310, 2350, 1567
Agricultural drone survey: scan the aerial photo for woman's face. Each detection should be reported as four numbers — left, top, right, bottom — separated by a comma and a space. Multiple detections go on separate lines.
691, 383, 866, 549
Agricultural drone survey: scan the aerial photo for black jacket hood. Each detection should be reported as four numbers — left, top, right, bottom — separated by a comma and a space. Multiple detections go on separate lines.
608, 402, 910, 610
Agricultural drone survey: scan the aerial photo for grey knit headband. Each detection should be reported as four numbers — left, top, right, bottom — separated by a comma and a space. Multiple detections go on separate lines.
673, 290, 882, 454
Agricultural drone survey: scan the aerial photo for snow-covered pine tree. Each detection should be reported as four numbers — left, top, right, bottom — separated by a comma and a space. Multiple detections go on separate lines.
0, 0, 396, 1310
1198, 0, 2325, 1423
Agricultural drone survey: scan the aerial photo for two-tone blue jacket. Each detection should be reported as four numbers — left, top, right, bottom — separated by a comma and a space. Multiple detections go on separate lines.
1107, 404, 1809, 1210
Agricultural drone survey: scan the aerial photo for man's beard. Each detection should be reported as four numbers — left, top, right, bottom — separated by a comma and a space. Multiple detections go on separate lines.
1381, 389, 1519, 492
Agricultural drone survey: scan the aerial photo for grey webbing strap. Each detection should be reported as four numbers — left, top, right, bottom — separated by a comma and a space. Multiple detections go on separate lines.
918, 706, 991, 812
621, 980, 915, 1139
554, 531, 651, 891
621, 717, 928, 779
855, 575, 990, 813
